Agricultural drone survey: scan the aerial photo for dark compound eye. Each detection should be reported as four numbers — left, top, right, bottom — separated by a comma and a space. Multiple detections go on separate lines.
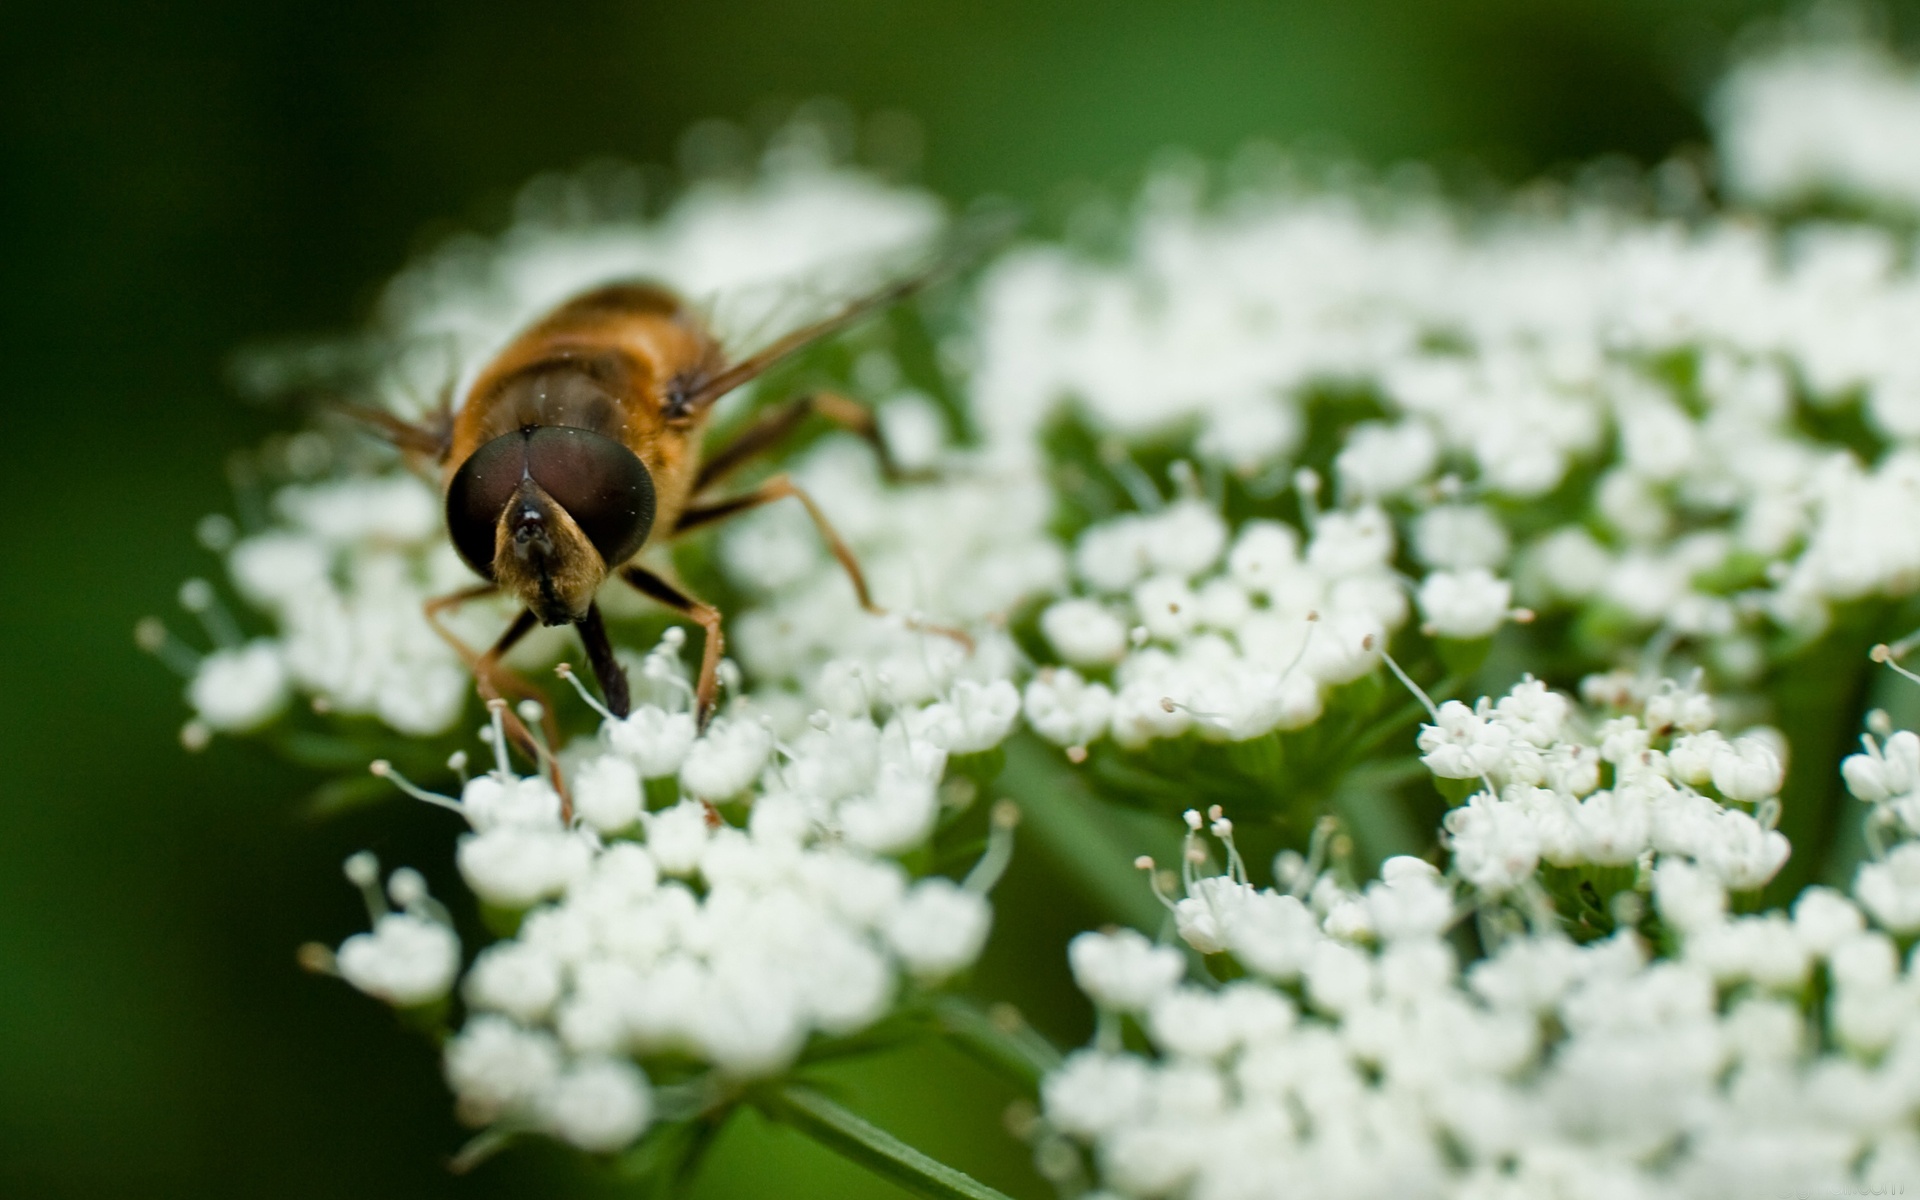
446, 427, 657, 577
522, 426, 656, 569
445, 433, 530, 577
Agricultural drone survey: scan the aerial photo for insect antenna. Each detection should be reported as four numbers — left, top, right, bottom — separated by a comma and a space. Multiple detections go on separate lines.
682, 203, 1022, 411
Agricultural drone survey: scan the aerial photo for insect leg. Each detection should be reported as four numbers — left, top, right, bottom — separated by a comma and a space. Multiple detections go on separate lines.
618, 567, 725, 728
576, 603, 631, 719
674, 474, 973, 651
423, 586, 563, 773
333, 400, 453, 461
694, 391, 916, 492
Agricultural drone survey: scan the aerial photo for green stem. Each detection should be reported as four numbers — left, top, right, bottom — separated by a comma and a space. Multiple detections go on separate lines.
927, 994, 1062, 1087
758, 1083, 1017, 1200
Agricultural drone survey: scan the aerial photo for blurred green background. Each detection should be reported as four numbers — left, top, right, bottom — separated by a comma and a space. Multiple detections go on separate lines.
0, 0, 1830, 1196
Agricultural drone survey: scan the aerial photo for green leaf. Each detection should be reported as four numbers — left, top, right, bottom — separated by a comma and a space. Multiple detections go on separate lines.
757, 1083, 1016, 1200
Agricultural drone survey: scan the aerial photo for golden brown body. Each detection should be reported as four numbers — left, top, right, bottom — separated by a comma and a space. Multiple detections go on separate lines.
447, 282, 724, 548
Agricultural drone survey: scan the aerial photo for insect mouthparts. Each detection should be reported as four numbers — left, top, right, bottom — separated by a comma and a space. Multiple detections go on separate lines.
512, 505, 554, 557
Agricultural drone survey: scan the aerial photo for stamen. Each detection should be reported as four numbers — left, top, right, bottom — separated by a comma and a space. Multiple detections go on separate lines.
1179, 810, 1205, 894
1278, 610, 1320, 680
1872, 642, 1920, 690
1868, 709, 1895, 738
178, 578, 243, 650
389, 867, 455, 926
485, 700, 512, 776
963, 800, 1021, 894
343, 851, 387, 923
1137, 855, 1179, 913
447, 750, 470, 787
555, 663, 615, 721
179, 721, 211, 752
370, 760, 464, 816
135, 617, 203, 677
1379, 647, 1441, 721
1209, 810, 1249, 885
1882, 627, 1920, 662
1294, 815, 1338, 898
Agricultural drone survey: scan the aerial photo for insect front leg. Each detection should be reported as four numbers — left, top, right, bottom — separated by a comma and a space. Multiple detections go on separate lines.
423, 586, 566, 791
618, 567, 726, 728
674, 474, 973, 651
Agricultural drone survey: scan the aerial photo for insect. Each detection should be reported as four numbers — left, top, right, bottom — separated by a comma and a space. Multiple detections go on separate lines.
351, 240, 980, 766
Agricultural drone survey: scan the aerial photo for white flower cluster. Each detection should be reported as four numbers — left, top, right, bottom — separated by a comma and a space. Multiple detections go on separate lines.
1039, 796, 1920, 1200
968, 82, 1920, 684
187, 474, 497, 738
331, 638, 1020, 1153
1715, 28, 1920, 213
1022, 500, 1399, 752
1429, 675, 1790, 896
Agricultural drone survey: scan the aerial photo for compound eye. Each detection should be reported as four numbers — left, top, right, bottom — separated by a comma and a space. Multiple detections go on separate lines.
523, 426, 656, 568
445, 434, 530, 577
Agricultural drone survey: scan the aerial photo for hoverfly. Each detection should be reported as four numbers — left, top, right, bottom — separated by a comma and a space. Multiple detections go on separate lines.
350, 230, 988, 768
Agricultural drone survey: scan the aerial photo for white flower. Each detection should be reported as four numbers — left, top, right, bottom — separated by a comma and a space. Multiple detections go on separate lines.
187, 641, 289, 732
1418, 569, 1513, 640
458, 828, 593, 908
925, 679, 1021, 754
1041, 598, 1128, 665
464, 942, 563, 1024
1855, 843, 1920, 933
536, 1058, 653, 1153
1068, 928, 1186, 1012
1793, 886, 1865, 954
1413, 504, 1511, 571
1226, 521, 1303, 597
1710, 735, 1785, 802
1023, 669, 1115, 747
572, 754, 642, 833
1699, 809, 1791, 890
1364, 856, 1454, 941
1306, 506, 1395, 578
460, 773, 563, 832
444, 1016, 562, 1125
1445, 795, 1541, 895
1042, 1051, 1155, 1139
1132, 573, 1197, 642
606, 705, 698, 778
679, 716, 774, 799
1844, 730, 1920, 805
1223, 890, 1323, 981
883, 878, 991, 982
1335, 421, 1438, 499
642, 800, 712, 876
336, 913, 460, 1007
1418, 701, 1512, 779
